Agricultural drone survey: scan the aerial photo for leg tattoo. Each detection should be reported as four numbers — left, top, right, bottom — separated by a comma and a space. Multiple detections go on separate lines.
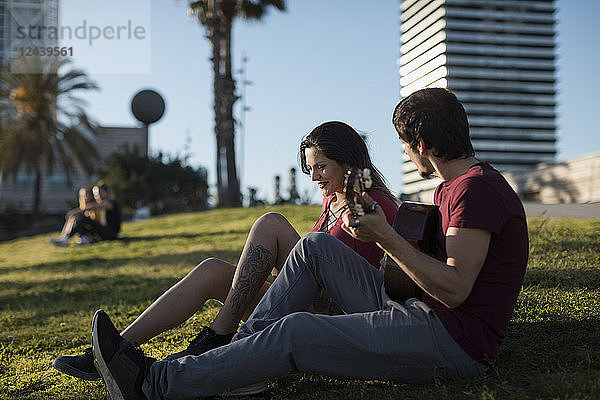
229, 244, 274, 315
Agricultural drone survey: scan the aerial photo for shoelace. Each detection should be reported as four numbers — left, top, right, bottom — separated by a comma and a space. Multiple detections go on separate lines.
187, 327, 213, 348
118, 340, 152, 371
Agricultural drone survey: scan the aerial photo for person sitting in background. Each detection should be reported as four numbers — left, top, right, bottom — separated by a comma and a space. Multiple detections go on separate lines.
132, 201, 151, 221
50, 181, 121, 246
49, 187, 97, 247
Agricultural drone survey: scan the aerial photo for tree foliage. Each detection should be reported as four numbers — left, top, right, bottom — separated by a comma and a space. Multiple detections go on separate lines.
100, 150, 209, 213
0, 56, 99, 214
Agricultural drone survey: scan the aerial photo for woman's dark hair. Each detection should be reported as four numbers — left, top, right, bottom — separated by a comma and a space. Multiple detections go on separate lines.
392, 88, 474, 160
299, 121, 397, 203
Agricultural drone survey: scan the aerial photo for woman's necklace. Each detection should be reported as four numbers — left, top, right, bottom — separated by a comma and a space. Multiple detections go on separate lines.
323, 201, 347, 233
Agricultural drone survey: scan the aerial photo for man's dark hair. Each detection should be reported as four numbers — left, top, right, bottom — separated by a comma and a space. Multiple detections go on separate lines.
392, 88, 474, 160
95, 181, 109, 193
299, 121, 396, 202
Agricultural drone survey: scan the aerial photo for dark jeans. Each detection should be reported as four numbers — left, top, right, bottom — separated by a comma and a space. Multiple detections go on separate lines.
70, 216, 118, 241
142, 233, 486, 399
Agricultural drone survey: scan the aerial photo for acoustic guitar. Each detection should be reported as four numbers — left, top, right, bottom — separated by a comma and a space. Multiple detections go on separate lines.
344, 168, 441, 301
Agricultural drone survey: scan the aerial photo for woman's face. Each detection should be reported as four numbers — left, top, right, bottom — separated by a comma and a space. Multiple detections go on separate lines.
304, 147, 347, 197
79, 189, 93, 207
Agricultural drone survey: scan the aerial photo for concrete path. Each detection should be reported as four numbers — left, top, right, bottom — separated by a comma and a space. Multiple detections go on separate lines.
523, 202, 600, 219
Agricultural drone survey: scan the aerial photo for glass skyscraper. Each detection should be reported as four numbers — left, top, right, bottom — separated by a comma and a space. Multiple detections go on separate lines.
0, 0, 58, 66
398, 0, 557, 200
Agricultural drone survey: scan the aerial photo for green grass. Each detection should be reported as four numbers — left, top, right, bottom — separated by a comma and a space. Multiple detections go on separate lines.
1, 206, 599, 399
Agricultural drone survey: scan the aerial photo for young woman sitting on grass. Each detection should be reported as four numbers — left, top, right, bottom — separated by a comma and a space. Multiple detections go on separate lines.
49, 187, 97, 246
53, 121, 399, 381
50, 182, 122, 246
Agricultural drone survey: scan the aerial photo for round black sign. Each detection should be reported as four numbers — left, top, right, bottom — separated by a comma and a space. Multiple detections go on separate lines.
131, 89, 165, 125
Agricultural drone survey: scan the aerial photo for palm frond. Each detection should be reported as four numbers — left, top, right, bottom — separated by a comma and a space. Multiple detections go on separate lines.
188, 0, 209, 25
239, 0, 286, 20
0, 56, 100, 213
0, 123, 25, 175
60, 123, 99, 175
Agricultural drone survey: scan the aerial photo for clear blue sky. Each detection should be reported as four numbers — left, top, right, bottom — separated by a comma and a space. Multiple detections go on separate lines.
60, 0, 600, 204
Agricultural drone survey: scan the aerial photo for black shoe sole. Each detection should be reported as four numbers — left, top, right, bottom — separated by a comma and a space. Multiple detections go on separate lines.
224, 381, 268, 396
92, 310, 126, 400
52, 358, 100, 381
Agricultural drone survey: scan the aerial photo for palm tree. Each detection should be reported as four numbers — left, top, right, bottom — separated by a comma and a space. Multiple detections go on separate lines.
189, 0, 286, 207
0, 56, 99, 215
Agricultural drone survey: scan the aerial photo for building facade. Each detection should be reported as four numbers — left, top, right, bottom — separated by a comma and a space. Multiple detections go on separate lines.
0, 0, 59, 66
0, 126, 147, 214
503, 152, 600, 204
398, 0, 557, 201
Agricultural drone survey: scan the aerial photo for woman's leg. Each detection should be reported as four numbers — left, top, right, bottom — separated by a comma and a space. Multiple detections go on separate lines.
209, 212, 300, 335
60, 215, 76, 237
52, 257, 243, 380
69, 216, 98, 238
115, 212, 298, 344
120, 258, 236, 345
53, 213, 300, 379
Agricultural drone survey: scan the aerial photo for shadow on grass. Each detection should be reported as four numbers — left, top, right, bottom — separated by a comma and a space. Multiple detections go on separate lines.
0, 248, 241, 320
0, 248, 240, 275
119, 229, 249, 243
0, 274, 179, 310
498, 319, 599, 379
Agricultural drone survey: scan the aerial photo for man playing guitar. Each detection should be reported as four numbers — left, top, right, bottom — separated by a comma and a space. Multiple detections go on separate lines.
90, 88, 529, 399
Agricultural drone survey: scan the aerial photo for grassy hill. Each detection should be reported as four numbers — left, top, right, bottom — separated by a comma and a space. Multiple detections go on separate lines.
1, 205, 599, 399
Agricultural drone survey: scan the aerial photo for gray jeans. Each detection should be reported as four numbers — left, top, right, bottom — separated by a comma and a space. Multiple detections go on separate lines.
142, 232, 487, 399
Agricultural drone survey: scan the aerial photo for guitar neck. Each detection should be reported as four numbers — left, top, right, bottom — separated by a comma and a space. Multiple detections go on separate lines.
344, 167, 372, 217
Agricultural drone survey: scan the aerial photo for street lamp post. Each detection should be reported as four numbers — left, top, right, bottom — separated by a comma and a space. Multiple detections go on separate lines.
236, 53, 252, 203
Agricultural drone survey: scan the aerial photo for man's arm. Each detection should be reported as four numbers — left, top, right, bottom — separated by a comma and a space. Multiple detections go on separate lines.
342, 193, 491, 308
83, 200, 113, 213
66, 207, 83, 218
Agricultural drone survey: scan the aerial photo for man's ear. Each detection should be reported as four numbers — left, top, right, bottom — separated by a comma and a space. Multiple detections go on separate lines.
417, 139, 428, 155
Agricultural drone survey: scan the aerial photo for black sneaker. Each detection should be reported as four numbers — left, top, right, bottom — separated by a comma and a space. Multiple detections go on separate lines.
164, 327, 234, 361
52, 347, 100, 381
92, 310, 154, 400
49, 237, 69, 247
224, 381, 268, 396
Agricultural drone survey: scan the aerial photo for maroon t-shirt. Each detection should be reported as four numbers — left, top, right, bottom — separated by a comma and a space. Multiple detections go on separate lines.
312, 190, 399, 267
421, 162, 528, 365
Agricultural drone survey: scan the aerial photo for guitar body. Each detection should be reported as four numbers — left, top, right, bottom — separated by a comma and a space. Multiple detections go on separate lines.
391, 201, 440, 256
344, 168, 441, 302
384, 201, 440, 301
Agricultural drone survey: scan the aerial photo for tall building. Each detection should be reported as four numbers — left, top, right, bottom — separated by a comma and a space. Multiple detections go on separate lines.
0, 0, 58, 66
398, 0, 557, 200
